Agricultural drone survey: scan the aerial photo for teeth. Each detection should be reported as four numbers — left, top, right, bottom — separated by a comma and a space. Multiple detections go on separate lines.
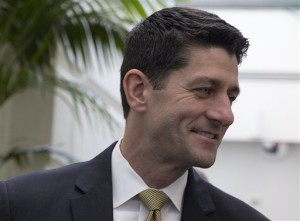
191, 129, 216, 139
199, 131, 215, 139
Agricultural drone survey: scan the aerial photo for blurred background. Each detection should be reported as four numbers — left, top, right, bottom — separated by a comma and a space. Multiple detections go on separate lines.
0, 0, 299, 220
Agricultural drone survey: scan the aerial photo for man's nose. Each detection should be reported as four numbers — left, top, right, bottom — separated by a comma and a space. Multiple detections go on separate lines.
205, 97, 235, 127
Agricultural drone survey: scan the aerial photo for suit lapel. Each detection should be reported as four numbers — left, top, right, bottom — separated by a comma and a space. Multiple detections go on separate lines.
181, 169, 216, 221
69, 142, 117, 221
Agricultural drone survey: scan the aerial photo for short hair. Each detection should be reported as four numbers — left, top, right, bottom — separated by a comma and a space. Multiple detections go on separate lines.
120, 7, 249, 118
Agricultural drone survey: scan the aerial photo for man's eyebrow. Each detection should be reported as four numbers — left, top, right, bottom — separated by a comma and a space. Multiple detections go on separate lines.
187, 77, 221, 87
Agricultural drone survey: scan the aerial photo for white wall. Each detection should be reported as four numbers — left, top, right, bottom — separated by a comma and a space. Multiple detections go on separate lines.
0, 89, 54, 179
201, 141, 299, 221
212, 9, 299, 74
51, 93, 123, 161
225, 79, 299, 143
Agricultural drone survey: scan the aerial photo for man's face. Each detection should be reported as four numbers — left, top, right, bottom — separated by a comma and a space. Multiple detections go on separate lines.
145, 47, 239, 169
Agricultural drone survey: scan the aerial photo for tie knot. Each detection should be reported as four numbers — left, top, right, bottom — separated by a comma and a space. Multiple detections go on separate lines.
138, 189, 170, 211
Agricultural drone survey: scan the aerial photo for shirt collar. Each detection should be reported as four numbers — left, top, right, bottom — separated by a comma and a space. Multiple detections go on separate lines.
112, 139, 188, 212
112, 140, 148, 208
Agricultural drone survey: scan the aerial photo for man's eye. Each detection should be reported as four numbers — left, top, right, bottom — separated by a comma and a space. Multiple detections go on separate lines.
194, 88, 213, 96
196, 87, 213, 95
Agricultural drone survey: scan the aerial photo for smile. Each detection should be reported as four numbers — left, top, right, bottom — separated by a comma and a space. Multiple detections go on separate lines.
191, 128, 218, 140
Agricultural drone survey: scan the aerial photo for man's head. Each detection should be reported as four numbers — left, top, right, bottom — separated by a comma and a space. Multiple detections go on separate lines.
120, 7, 249, 118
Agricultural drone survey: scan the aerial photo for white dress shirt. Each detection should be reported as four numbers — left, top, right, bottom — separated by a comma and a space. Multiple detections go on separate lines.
112, 140, 188, 221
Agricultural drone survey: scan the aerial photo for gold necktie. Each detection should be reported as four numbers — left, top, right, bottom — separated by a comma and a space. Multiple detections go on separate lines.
138, 189, 170, 221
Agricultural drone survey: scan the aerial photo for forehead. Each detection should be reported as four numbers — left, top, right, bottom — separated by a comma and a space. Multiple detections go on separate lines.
166, 46, 239, 87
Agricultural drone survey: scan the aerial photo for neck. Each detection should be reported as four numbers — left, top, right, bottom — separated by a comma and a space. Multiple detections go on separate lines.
120, 138, 188, 189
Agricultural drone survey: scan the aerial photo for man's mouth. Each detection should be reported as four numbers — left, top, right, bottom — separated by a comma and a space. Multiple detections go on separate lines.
191, 128, 218, 140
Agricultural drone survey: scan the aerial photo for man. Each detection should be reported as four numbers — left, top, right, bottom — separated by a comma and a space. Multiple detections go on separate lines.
0, 7, 270, 221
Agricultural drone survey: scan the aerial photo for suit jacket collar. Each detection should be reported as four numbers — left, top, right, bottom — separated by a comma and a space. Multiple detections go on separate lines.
68, 141, 215, 221
70, 142, 117, 221
181, 168, 216, 221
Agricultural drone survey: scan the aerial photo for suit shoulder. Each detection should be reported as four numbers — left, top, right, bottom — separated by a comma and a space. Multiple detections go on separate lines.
4, 161, 86, 193
206, 182, 270, 220
0, 144, 116, 220
0, 161, 89, 220
3, 144, 115, 193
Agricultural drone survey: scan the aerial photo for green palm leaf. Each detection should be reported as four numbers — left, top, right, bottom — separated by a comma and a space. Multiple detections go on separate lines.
0, 0, 165, 112
0, 0, 166, 168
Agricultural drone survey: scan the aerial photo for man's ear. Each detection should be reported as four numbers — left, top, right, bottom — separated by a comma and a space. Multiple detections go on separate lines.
123, 69, 150, 114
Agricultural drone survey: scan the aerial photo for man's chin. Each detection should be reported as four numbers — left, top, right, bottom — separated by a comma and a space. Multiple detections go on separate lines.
194, 156, 216, 169
197, 163, 214, 169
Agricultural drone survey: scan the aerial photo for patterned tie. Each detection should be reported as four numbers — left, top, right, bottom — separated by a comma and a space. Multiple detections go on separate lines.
138, 189, 170, 221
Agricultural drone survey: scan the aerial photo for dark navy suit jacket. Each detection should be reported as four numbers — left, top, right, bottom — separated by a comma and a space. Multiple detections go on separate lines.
0, 142, 270, 221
